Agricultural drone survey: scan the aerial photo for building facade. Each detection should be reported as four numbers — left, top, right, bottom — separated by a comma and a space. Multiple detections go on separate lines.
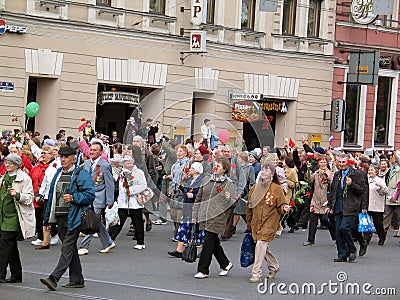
0, 0, 336, 148
332, 0, 400, 151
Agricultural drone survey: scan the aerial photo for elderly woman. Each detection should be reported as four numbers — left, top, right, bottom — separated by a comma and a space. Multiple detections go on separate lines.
192, 157, 236, 279
303, 157, 336, 246
246, 163, 290, 283
366, 164, 388, 245
168, 162, 204, 258
108, 155, 147, 250
29, 146, 55, 249
0, 154, 34, 283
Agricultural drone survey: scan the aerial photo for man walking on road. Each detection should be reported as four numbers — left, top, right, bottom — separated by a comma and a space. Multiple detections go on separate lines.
78, 142, 115, 255
40, 146, 95, 290
327, 154, 368, 263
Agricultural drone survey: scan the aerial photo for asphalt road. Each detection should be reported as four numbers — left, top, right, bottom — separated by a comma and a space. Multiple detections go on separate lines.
1, 217, 399, 300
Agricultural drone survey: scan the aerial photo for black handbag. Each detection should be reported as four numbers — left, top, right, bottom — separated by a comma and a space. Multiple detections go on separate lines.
182, 227, 197, 263
80, 207, 101, 235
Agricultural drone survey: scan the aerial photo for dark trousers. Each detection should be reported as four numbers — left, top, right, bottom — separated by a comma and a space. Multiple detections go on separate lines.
369, 211, 385, 241
109, 208, 144, 245
35, 207, 44, 240
350, 215, 367, 248
335, 214, 357, 259
299, 197, 311, 227
50, 216, 83, 284
222, 207, 234, 238
197, 231, 229, 275
0, 231, 22, 280
307, 213, 336, 242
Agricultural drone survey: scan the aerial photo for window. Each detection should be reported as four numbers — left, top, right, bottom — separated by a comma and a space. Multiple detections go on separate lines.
307, 0, 321, 37
241, 0, 256, 30
96, 0, 111, 6
207, 0, 215, 24
149, 0, 165, 14
374, 77, 392, 145
282, 0, 297, 35
344, 84, 360, 145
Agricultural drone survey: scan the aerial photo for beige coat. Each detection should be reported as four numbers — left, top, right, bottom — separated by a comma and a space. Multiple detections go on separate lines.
0, 169, 35, 239
368, 176, 388, 212
284, 166, 298, 202
309, 170, 331, 214
386, 167, 400, 205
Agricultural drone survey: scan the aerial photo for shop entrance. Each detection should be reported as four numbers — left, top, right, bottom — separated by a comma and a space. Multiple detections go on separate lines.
243, 110, 276, 150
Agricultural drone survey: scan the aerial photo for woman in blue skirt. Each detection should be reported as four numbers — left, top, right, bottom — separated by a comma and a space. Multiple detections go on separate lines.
168, 162, 204, 258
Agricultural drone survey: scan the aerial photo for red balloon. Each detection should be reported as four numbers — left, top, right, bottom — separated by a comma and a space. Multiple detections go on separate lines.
218, 129, 230, 145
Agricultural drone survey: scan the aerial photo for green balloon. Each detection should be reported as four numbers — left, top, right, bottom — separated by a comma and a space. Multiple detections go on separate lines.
26, 102, 40, 118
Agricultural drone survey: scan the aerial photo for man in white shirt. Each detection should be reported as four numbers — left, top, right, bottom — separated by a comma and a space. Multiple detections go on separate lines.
200, 119, 211, 147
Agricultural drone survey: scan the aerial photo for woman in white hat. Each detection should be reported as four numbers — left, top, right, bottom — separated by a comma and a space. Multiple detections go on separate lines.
168, 162, 205, 258
108, 155, 148, 250
0, 154, 34, 283
0, 142, 32, 176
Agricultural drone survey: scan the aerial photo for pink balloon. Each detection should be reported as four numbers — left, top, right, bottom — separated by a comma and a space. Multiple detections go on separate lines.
218, 129, 230, 145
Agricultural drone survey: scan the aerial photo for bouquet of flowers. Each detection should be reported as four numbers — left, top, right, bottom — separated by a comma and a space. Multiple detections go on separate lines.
10, 113, 25, 143
290, 181, 308, 210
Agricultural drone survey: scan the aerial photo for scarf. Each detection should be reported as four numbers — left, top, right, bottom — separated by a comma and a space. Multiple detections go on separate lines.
248, 177, 271, 208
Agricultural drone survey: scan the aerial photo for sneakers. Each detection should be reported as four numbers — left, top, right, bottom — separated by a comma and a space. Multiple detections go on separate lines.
348, 252, 356, 262
40, 276, 57, 291
303, 241, 315, 246
99, 242, 116, 253
134, 244, 145, 250
267, 268, 280, 279
31, 239, 43, 246
219, 262, 233, 276
249, 276, 261, 283
153, 219, 168, 225
194, 272, 208, 279
50, 235, 59, 246
171, 237, 178, 242
78, 248, 89, 256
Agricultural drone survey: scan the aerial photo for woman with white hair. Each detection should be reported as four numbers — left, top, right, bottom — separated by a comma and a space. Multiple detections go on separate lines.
0, 142, 32, 175
168, 162, 204, 258
108, 155, 148, 250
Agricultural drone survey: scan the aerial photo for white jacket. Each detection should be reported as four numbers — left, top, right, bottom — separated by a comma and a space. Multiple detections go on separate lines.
38, 158, 61, 199
368, 176, 388, 213
117, 166, 147, 209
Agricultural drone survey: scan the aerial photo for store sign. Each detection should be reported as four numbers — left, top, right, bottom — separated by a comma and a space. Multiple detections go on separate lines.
190, 30, 206, 52
231, 100, 262, 122
260, 101, 284, 112
191, 0, 207, 25
351, 0, 378, 25
98, 92, 140, 105
330, 98, 345, 132
0, 20, 28, 34
379, 54, 400, 70
230, 93, 262, 101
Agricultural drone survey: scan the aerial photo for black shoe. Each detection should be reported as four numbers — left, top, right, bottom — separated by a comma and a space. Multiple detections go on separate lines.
378, 240, 385, 246
348, 252, 356, 262
230, 226, 236, 236
359, 246, 367, 257
62, 282, 85, 288
168, 250, 182, 258
288, 227, 295, 233
303, 241, 315, 246
6, 277, 22, 283
0, 278, 6, 283
40, 277, 57, 291
146, 223, 152, 232
132, 236, 137, 240
334, 258, 347, 262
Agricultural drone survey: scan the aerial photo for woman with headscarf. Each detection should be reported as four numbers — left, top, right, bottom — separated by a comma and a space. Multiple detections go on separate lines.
246, 163, 290, 283
168, 162, 204, 258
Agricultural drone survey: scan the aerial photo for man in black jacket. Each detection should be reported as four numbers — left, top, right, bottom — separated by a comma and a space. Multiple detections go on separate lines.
327, 154, 368, 263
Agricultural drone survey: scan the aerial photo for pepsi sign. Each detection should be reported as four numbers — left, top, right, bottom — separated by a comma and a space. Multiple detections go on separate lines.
0, 20, 28, 34
0, 20, 5, 35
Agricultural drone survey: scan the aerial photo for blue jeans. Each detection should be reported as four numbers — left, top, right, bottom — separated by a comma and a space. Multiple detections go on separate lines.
335, 214, 356, 259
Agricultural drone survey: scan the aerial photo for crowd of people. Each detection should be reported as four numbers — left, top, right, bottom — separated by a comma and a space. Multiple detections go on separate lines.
0, 117, 400, 289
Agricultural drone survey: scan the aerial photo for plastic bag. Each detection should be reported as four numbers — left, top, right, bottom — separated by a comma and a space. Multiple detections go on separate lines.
358, 212, 374, 233
105, 203, 120, 230
240, 232, 255, 267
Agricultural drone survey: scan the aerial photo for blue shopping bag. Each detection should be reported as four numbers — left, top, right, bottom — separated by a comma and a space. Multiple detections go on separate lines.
240, 232, 255, 268
358, 213, 374, 233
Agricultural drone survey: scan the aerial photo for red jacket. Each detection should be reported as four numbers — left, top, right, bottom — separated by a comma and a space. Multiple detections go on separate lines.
29, 160, 51, 208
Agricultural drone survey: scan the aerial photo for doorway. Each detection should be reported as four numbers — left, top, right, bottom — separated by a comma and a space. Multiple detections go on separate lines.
243, 110, 276, 150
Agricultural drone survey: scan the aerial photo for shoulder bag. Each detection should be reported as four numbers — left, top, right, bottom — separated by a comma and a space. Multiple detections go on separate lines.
80, 207, 101, 235
182, 226, 197, 263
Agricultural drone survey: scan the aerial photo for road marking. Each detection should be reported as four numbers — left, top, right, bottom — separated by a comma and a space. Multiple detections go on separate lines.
25, 270, 232, 300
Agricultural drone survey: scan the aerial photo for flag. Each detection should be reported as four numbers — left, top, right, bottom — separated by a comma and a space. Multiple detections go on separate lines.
329, 135, 334, 144
289, 137, 295, 148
